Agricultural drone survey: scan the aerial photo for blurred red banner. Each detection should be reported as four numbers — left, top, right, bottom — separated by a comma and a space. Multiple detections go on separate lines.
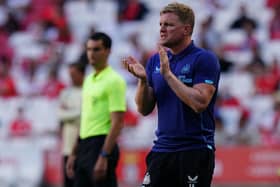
214, 146, 280, 184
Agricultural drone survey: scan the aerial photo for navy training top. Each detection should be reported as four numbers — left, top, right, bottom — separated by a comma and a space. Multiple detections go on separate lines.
146, 41, 220, 152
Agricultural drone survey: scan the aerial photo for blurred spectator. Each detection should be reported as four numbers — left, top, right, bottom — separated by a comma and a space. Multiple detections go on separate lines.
215, 46, 234, 73
40, 41, 63, 66
245, 47, 265, 77
120, 109, 157, 149
268, 3, 280, 40
41, 67, 66, 99
214, 95, 232, 145
259, 91, 280, 146
218, 90, 251, 143
55, 0, 72, 44
0, 29, 13, 63
0, 56, 18, 98
57, 62, 85, 187
271, 57, 280, 90
121, 32, 152, 85
272, 56, 280, 74
124, 106, 139, 127
77, 51, 89, 68
119, 61, 138, 85
230, 4, 258, 30
224, 8, 259, 53
205, 0, 227, 11
254, 68, 279, 95
19, 58, 42, 97
3, 11, 21, 35
117, 0, 149, 23
25, 0, 72, 43
232, 108, 260, 145
266, 0, 280, 8
127, 32, 151, 66
215, 115, 229, 146
8, 106, 32, 138
247, 49, 279, 95
198, 15, 221, 51
241, 18, 259, 51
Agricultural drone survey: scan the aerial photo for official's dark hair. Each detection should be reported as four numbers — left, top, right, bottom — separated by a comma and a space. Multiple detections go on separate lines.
69, 62, 86, 74
89, 32, 112, 49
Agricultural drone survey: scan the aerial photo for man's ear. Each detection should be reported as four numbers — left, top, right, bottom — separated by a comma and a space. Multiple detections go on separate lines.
184, 24, 191, 36
106, 48, 111, 54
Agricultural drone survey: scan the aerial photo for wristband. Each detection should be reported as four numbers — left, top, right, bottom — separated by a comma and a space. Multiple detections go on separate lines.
100, 150, 109, 158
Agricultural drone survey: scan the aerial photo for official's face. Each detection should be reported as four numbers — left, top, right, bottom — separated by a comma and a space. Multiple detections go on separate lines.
159, 12, 189, 48
86, 39, 110, 67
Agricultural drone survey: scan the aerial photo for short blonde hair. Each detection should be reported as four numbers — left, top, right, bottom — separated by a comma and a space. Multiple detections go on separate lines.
160, 2, 195, 34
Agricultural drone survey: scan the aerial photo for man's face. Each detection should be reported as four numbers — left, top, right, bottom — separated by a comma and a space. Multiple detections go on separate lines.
86, 39, 110, 67
69, 66, 82, 86
159, 12, 188, 48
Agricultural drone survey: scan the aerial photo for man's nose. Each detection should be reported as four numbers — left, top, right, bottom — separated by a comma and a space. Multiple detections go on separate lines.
160, 24, 167, 31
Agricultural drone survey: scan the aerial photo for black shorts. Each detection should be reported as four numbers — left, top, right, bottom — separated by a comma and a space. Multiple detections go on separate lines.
74, 135, 119, 187
141, 148, 215, 187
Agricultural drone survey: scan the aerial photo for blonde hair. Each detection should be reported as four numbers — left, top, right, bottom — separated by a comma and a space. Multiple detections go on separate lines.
160, 2, 195, 34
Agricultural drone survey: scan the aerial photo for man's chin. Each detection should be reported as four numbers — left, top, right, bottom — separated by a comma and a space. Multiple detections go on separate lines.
159, 41, 167, 47
89, 61, 96, 65
161, 43, 171, 49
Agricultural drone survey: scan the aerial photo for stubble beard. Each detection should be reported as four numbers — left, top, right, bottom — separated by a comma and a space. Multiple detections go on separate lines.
160, 39, 179, 49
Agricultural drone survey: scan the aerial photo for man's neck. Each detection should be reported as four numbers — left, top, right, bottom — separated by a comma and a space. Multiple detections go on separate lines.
170, 38, 192, 55
94, 63, 108, 76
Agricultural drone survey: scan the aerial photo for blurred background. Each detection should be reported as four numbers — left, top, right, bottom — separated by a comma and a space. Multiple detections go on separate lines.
0, 0, 280, 186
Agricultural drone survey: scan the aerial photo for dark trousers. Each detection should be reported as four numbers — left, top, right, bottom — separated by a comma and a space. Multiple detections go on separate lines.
141, 148, 215, 187
74, 135, 119, 187
64, 156, 74, 187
